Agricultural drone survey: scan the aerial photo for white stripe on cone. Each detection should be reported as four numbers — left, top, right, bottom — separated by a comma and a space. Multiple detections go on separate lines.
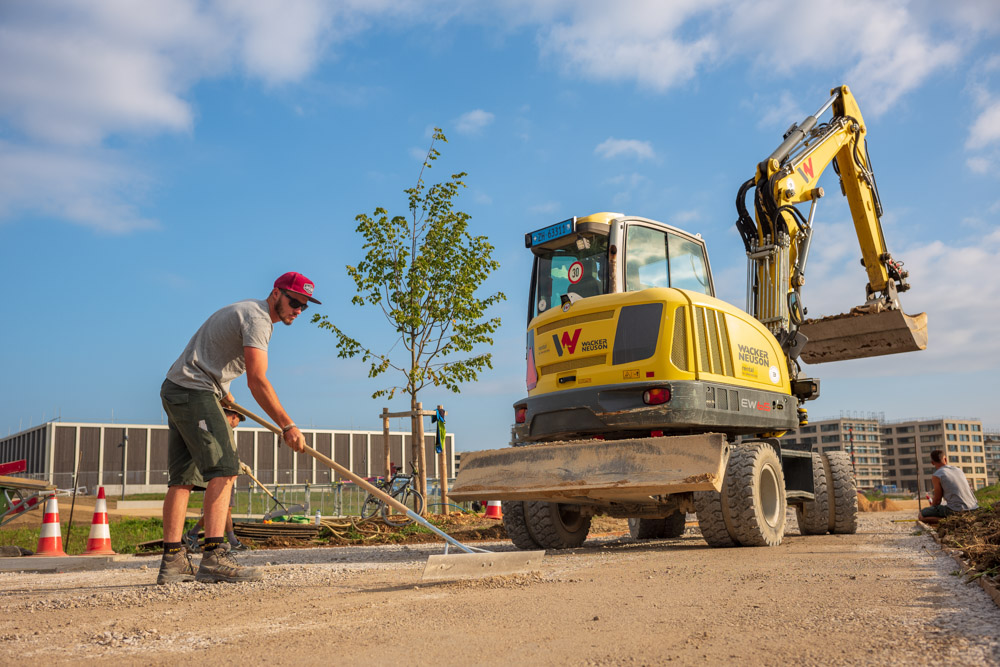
84, 487, 116, 555
34, 496, 68, 557
485, 500, 503, 519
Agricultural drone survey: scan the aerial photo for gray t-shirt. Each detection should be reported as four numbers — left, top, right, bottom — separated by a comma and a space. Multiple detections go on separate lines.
933, 465, 979, 512
166, 299, 273, 398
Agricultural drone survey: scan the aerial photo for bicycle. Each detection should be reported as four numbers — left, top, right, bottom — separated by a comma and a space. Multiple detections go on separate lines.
359, 462, 425, 526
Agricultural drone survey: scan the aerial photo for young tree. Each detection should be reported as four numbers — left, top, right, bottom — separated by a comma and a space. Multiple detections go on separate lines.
313, 128, 504, 507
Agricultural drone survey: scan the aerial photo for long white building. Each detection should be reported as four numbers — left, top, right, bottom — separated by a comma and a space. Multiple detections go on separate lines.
0, 420, 455, 495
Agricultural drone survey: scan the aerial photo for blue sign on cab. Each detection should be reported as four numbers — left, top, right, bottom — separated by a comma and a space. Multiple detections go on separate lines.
529, 218, 575, 247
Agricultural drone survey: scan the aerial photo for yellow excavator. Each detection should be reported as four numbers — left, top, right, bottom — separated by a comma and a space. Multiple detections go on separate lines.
450, 85, 927, 549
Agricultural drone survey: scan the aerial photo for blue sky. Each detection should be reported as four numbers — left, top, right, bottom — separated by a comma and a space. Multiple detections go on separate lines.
2, 1, 1000, 447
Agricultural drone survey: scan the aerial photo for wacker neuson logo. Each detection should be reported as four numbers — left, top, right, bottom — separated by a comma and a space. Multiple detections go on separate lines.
552, 329, 581, 356
552, 329, 607, 356
737, 343, 769, 366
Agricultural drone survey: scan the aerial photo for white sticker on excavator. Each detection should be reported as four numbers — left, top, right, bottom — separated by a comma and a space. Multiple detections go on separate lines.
769, 366, 780, 384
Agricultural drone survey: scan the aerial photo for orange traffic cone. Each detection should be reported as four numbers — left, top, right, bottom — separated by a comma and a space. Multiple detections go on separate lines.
33, 496, 68, 557
484, 500, 503, 520
83, 487, 116, 555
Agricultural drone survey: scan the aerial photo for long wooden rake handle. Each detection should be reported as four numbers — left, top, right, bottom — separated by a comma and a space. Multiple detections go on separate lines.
225, 401, 411, 516
240, 465, 284, 506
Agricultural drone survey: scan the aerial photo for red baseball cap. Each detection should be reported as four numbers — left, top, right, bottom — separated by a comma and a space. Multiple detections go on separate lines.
274, 272, 321, 304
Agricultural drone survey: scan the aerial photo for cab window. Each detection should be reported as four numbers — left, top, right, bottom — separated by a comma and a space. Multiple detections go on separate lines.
625, 225, 711, 296
532, 235, 608, 319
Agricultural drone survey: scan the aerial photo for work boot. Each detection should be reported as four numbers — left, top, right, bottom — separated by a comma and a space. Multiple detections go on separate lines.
196, 543, 263, 583
156, 546, 196, 585
230, 540, 249, 552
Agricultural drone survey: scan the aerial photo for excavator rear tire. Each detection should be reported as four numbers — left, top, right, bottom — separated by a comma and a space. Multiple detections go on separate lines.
662, 511, 686, 538
695, 490, 738, 547
501, 500, 542, 550
723, 442, 787, 547
524, 501, 591, 549
796, 452, 831, 535
823, 451, 858, 534
628, 517, 664, 539
628, 512, 685, 539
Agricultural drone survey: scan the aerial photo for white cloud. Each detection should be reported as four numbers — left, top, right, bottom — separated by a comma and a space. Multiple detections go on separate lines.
525, 1, 975, 116
963, 58, 1000, 174
0, 141, 157, 233
529, 201, 561, 214
538, 0, 721, 91
967, 156, 992, 174
754, 91, 807, 130
671, 209, 701, 224
4, 0, 998, 233
409, 146, 430, 162
0, 0, 337, 233
967, 100, 1000, 147
726, 2, 963, 115
217, 0, 334, 85
800, 222, 1000, 375
843, 32, 960, 116
595, 138, 656, 161
454, 109, 495, 134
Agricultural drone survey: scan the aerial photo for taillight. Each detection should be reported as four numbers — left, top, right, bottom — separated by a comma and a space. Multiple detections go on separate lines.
643, 388, 670, 405
515, 406, 527, 424
526, 344, 538, 391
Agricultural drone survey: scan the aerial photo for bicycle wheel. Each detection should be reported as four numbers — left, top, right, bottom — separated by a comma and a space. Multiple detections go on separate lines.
359, 492, 382, 520
382, 488, 425, 527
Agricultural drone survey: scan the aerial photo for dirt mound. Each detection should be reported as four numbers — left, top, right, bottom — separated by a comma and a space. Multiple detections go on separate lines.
857, 493, 903, 512
936, 505, 1000, 577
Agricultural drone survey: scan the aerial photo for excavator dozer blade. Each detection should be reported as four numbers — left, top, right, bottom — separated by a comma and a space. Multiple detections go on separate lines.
449, 433, 728, 505
798, 309, 927, 364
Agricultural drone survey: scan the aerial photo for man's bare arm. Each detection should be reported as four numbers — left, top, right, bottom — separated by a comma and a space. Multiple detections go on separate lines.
244, 346, 305, 452
931, 475, 944, 506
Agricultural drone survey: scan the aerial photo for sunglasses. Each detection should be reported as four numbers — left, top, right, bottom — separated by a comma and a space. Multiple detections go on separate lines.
282, 291, 309, 311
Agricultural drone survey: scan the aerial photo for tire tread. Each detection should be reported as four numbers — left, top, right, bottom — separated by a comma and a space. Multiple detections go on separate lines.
501, 500, 541, 550
524, 501, 591, 549
695, 490, 738, 547
824, 451, 858, 534
796, 452, 830, 535
724, 442, 786, 547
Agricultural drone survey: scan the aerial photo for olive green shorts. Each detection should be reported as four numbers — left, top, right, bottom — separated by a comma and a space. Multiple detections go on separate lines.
160, 379, 238, 487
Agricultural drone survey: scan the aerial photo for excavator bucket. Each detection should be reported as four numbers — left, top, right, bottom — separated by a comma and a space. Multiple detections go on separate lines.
798, 309, 927, 364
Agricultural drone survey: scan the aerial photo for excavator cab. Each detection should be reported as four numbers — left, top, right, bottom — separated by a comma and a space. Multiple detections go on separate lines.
526, 212, 715, 323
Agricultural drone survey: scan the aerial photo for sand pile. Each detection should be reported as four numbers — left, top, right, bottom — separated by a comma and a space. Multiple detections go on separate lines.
857, 493, 902, 512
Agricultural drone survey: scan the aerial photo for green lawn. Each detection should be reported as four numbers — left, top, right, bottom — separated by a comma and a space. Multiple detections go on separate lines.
975, 482, 1000, 509
2, 516, 166, 555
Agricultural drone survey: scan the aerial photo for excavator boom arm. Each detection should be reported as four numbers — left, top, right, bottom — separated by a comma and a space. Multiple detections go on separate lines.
737, 85, 925, 365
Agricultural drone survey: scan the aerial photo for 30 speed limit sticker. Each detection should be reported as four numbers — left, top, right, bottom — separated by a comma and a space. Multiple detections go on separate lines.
568, 261, 584, 284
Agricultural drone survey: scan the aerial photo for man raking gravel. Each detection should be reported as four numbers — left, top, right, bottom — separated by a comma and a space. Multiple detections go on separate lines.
157, 272, 319, 585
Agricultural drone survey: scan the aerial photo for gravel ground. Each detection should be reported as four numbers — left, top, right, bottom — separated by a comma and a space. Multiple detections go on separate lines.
1, 510, 998, 665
